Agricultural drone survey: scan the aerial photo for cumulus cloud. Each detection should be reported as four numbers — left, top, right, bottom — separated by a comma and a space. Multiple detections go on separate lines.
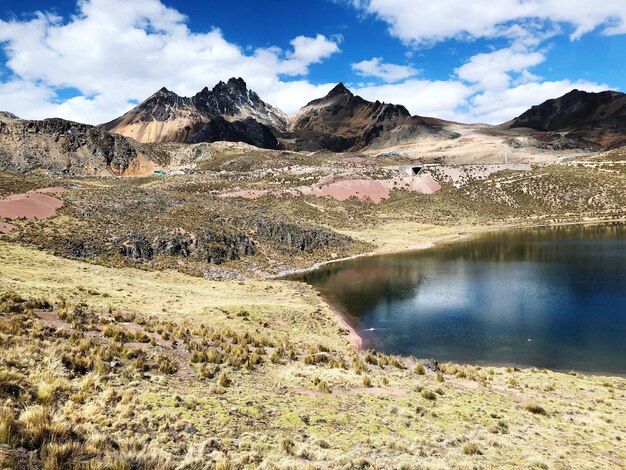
0, 0, 341, 121
456, 47, 546, 91
347, 0, 626, 45
354, 79, 473, 121
282, 34, 341, 75
0, 0, 621, 127
343, 1, 619, 123
352, 57, 419, 82
467, 80, 609, 123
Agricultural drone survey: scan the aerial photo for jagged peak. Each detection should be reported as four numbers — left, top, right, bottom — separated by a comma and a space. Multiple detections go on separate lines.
227, 77, 247, 90
327, 82, 352, 98
212, 77, 248, 94
146, 87, 182, 101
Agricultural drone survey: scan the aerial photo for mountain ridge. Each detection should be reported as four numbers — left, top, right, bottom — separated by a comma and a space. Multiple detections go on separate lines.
100, 78, 285, 148
507, 89, 626, 150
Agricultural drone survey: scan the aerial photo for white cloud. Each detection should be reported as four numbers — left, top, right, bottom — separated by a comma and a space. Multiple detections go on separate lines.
343, 1, 620, 124
282, 34, 341, 75
0, 0, 341, 122
348, 0, 626, 45
456, 47, 546, 91
354, 79, 473, 121
352, 57, 419, 82
0, 0, 620, 128
467, 80, 609, 123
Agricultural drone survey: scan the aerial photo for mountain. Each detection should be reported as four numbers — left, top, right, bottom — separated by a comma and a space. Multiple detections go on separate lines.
289, 83, 458, 152
508, 89, 626, 149
101, 78, 286, 149
192, 78, 287, 132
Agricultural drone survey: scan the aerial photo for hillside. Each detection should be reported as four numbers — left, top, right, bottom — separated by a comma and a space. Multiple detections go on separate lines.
0, 242, 624, 469
508, 89, 626, 150
0, 117, 168, 176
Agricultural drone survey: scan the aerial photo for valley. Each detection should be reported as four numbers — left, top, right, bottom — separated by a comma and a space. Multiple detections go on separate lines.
0, 81, 625, 469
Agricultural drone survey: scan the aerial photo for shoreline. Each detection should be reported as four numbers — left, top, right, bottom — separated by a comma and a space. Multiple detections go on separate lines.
291, 217, 626, 375
273, 216, 626, 279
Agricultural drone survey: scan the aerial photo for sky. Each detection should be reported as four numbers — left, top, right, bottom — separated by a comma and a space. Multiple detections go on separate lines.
0, 0, 624, 125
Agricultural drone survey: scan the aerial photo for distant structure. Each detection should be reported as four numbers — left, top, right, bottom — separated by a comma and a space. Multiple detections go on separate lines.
401, 165, 423, 176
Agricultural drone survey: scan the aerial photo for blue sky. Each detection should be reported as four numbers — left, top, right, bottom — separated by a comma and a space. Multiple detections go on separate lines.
0, 0, 624, 124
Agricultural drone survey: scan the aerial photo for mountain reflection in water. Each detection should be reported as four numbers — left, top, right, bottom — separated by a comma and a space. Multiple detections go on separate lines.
294, 224, 626, 373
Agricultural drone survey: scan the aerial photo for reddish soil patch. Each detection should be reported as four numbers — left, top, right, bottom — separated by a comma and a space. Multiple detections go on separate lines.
302, 179, 391, 203
220, 174, 441, 204
33, 309, 74, 331
0, 192, 64, 220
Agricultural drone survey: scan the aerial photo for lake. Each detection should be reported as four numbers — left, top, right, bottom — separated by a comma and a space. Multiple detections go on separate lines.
293, 224, 626, 374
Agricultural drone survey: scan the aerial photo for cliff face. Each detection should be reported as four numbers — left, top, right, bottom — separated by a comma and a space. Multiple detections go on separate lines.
100, 78, 286, 148
289, 83, 459, 151
187, 116, 279, 149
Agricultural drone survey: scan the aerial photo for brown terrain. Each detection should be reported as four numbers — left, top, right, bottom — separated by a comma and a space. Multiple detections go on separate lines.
2, 82, 624, 178
0, 81, 624, 469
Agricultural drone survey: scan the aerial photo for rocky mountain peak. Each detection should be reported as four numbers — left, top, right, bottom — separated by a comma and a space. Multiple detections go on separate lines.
227, 77, 248, 91
211, 77, 249, 96
327, 82, 352, 98
101, 77, 288, 143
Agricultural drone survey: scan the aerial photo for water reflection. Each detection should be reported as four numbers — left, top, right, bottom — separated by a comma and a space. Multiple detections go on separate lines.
294, 223, 626, 373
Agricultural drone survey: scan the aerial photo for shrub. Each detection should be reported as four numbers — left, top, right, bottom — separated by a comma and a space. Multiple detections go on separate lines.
421, 390, 437, 401
0, 369, 29, 399
41, 441, 86, 469
18, 405, 67, 448
281, 437, 296, 455
436, 372, 445, 383
215, 459, 234, 470
0, 406, 20, 446
218, 372, 230, 387
463, 442, 482, 455
156, 355, 178, 374
525, 403, 547, 415
414, 363, 425, 375
317, 380, 331, 394
362, 376, 372, 388
352, 357, 368, 374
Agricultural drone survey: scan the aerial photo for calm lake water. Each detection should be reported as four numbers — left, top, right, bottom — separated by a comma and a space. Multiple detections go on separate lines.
294, 224, 626, 374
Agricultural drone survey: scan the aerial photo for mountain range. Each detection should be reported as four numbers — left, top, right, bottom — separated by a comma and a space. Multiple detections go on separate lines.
100, 78, 625, 152
0, 78, 624, 175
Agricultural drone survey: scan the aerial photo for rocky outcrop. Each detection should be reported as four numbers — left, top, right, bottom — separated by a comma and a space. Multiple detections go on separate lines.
253, 219, 353, 253
289, 83, 459, 152
508, 89, 626, 150
101, 78, 287, 148
120, 232, 155, 260
119, 228, 256, 265
188, 116, 279, 149
0, 118, 143, 175
0, 111, 19, 122
115, 218, 352, 265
